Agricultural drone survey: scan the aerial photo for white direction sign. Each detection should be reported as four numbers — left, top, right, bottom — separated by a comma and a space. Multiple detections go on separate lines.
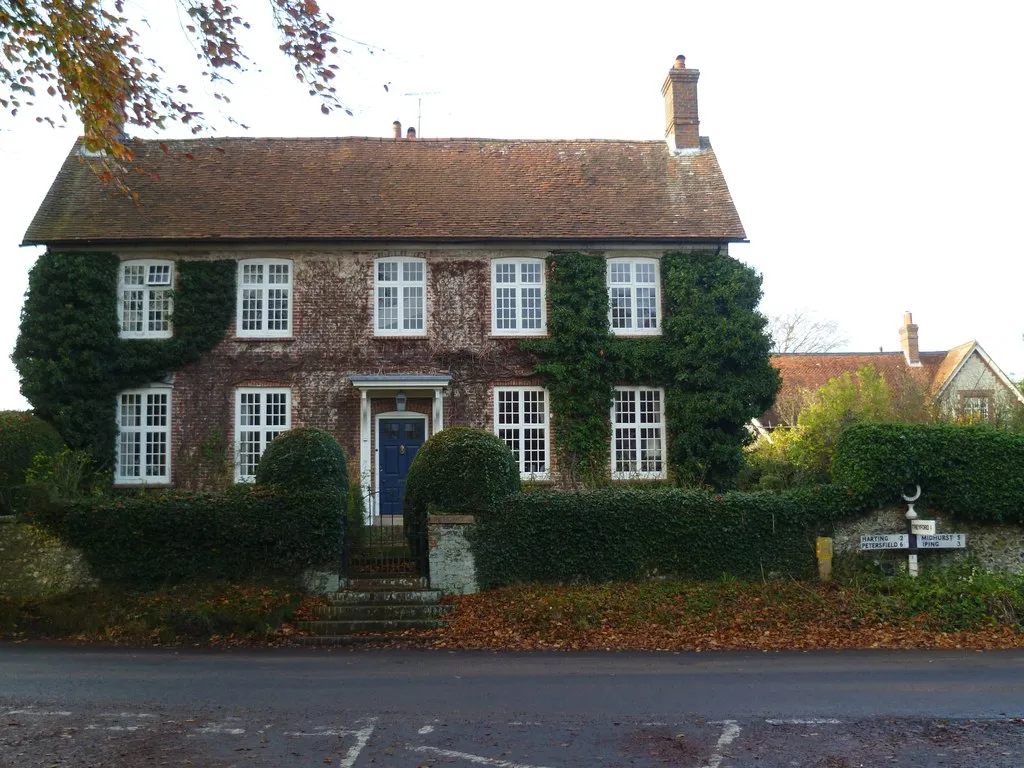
910, 520, 936, 535
860, 534, 909, 551
917, 533, 966, 549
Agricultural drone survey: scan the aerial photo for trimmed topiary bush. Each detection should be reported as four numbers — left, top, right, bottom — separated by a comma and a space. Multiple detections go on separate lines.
403, 427, 520, 540
255, 427, 348, 495
0, 411, 65, 515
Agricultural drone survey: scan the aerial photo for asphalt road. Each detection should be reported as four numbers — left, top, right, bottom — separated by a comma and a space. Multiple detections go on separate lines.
2, 646, 1023, 767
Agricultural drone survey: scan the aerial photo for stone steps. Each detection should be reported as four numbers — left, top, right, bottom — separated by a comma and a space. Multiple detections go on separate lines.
298, 574, 450, 646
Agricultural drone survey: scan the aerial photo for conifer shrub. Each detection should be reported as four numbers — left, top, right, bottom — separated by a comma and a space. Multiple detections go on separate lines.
0, 411, 65, 515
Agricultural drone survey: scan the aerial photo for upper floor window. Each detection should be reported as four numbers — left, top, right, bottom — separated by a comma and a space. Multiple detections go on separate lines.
962, 394, 991, 422
235, 387, 291, 482
607, 258, 660, 335
494, 386, 550, 479
611, 386, 665, 480
119, 260, 173, 339
375, 257, 425, 336
115, 386, 171, 484
492, 258, 546, 335
237, 259, 292, 338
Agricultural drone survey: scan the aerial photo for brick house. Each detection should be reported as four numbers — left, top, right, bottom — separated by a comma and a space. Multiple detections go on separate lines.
23, 56, 747, 518
762, 312, 1024, 429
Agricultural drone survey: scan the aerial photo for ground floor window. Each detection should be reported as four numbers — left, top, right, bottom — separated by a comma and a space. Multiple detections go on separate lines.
116, 387, 171, 484
236, 388, 291, 481
611, 386, 665, 479
494, 386, 550, 479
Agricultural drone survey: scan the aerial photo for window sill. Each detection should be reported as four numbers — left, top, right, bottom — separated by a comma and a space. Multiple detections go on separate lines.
232, 336, 296, 343
113, 481, 172, 489
490, 332, 549, 340
610, 331, 662, 339
374, 333, 429, 339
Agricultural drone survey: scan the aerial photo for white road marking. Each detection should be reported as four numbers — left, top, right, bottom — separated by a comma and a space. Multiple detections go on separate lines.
408, 745, 555, 768
86, 725, 142, 732
285, 729, 348, 736
197, 724, 246, 735
5, 709, 72, 716
418, 725, 435, 734
765, 719, 843, 725
339, 720, 376, 768
99, 712, 155, 718
701, 720, 741, 768
508, 721, 542, 726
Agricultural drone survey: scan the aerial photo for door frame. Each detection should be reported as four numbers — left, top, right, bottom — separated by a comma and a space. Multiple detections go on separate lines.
373, 411, 428, 520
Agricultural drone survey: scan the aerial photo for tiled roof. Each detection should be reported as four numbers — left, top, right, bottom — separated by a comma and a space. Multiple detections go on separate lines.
23, 136, 746, 245
764, 351, 949, 427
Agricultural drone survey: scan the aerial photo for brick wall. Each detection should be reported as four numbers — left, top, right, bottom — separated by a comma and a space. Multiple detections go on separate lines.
113, 245, 705, 489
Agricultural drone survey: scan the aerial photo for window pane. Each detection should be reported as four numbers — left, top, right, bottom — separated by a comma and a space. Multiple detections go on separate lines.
240, 392, 260, 427
268, 263, 289, 285
521, 287, 542, 329
497, 390, 520, 425
146, 393, 168, 427
495, 263, 516, 283
148, 288, 170, 332
636, 287, 657, 329
266, 393, 288, 427
120, 394, 142, 427
119, 431, 141, 478
403, 286, 424, 330
496, 287, 516, 329
520, 262, 541, 283
147, 264, 171, 285
267, 288, 289, 331
378, 286, 398, 329
122, 290, 144, 333
241, 288, 263, 331
403, 260, 423, 283
123, 264, 145, 286
635, 262, 656, 283
378, 261, 398, 282
610, 287, 632, 329
610, 262, 632, 283
242, 263, 264, 285
145, 431, 168, 477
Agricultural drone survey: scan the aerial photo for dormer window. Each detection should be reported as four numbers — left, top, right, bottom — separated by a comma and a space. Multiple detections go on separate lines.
119, 260, 173, 339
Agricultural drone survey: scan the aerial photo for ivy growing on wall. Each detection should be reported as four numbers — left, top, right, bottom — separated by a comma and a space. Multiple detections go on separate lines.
524, 250, 780, 489
13, 252, 236, 469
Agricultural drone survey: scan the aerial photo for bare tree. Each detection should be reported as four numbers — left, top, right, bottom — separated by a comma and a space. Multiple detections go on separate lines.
768, 310, 847, 354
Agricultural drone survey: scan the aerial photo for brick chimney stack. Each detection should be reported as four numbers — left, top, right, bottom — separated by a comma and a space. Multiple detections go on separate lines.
899, 311, 921, 366
661, 54, 700, 151
392, 120, 402, 139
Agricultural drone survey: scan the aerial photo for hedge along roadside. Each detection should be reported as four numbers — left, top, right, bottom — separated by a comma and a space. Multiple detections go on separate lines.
831, 423, 1024, 524
469, 486, 860, 588
35, 486, 344, 588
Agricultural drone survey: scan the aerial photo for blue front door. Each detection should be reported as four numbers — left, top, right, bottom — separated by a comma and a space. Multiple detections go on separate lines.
378, 418, 426, 516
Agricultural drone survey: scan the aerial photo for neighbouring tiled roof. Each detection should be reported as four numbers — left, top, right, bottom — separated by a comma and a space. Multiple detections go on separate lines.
930, 341, 976, 397
764, 351, 950, 427
23, 136, 746, 245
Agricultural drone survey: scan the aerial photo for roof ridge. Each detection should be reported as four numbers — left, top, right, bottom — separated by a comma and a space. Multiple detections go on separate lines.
106, 135, 676, 146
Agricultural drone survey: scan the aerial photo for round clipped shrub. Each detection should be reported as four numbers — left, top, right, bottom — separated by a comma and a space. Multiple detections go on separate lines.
0, 410, 65, 514
255, 427, 348, 495
403, 427, 520, 535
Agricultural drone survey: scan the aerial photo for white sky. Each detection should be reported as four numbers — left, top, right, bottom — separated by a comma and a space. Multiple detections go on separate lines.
1, 0, 1022, 410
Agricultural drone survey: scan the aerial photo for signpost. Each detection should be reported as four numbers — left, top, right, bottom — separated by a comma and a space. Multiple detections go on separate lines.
857, 486, 966, 577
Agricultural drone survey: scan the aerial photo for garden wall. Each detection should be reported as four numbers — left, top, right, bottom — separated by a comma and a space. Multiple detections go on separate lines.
0, 516, 96, 599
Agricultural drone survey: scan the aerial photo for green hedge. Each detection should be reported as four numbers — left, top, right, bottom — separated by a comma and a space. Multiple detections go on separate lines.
832, 423, 1024, 523
470, 486, 858, 587
37, 486, 344, 587
0, 411, 65, 515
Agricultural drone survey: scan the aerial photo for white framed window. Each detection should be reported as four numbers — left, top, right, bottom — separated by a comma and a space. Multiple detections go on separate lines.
607, 258, 661, 335
115, 386, 171, 484
237, 259, 292, 338
119, 260, 173, 339
494, 387, 550, 479
235, 388, 291, 482
611, 387, 666, 479
492, 258, 546, 335
963, 396, 990, 421
375, 257, 426, 336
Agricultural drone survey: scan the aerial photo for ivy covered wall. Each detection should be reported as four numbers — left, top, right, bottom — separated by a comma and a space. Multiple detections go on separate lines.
13, 252, 235, 469
524, 250, 779, 489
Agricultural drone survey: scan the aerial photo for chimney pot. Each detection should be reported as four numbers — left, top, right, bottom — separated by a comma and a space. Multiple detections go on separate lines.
392, 120, 401, 139
661, 54, 700, 151
899, 311, 921, 367
406, 126, 417, 139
